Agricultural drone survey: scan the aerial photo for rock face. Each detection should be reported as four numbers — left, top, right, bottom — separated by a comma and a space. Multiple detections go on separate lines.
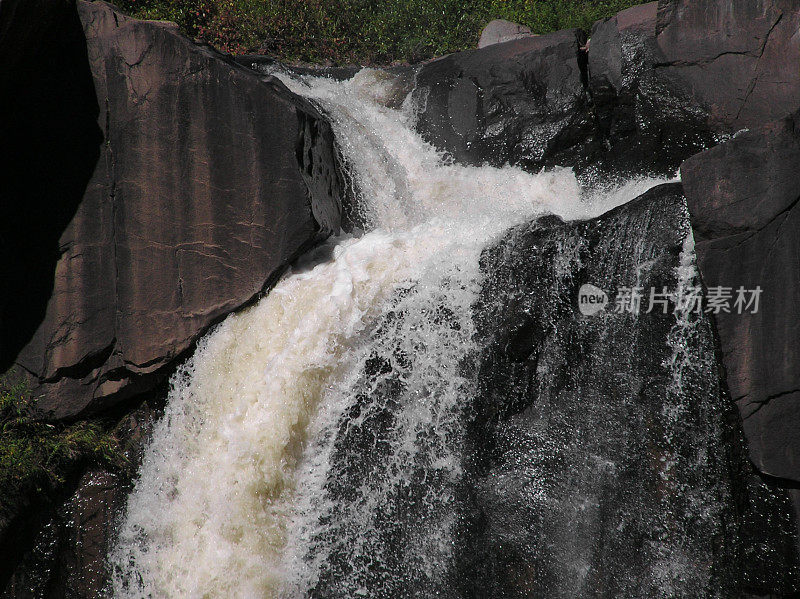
412, 29, 593, 171
4, 1, 345, 420
477, 19, 533, 49
2, 469, 122, 598
587, 2, 716, 175
0, 0, 102, 384
655, 0, 800, 131
412, 0, 800, 177
682, 110, 800, 484
465, 185, 799, 597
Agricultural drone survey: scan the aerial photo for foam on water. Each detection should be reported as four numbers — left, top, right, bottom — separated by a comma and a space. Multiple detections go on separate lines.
109, 68, 668, 598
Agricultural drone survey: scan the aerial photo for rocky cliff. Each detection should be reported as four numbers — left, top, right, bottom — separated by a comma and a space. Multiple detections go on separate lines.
409, 0, 800, 491
2, 0, 346, 421
1, 0, 799, 595
467, 184, 799, 597
0, 0, 346, 592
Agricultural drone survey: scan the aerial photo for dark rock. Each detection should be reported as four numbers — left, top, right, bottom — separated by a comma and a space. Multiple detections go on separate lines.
0, 0, 102, 375
463, 184, 799, 597
410, 0, 800, 179
682, 110, 800, 483
586, 0, 800, 175
587, 2, 717, 176
1, 396, 160, 597
477, 19, 533, 49
2, 470, 122, 599
411, 28, 594, 172
5, 1, 345, 420
655, 0, 800, 131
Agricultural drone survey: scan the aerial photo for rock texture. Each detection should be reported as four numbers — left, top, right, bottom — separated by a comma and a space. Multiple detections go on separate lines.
682, 110, 800, 484
4, 0, 345, 420
587, 2, 716, 175
412, 28, 593, 171
465, 184, 799, 597
412, 0, 800, 177
655, 0, 800, 131
477, 19, 533, 49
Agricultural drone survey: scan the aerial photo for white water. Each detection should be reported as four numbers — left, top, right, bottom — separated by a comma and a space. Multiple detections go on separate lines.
109, 68, 668, 598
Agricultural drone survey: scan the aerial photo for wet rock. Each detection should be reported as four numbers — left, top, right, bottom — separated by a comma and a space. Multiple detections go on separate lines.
1, 399, 160, 597
587, 2, 716, 176
587, 0, 800, 175
412, 0, 800, 179
682, 110, 800, 484
1, 470, 122, 599
464, 184, 799, 597
477, 19, 533, 49
5, 1, 345, 420
411, 28, 594, 172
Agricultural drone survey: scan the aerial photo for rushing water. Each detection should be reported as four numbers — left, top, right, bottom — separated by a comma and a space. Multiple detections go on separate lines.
109, 69, 671, 598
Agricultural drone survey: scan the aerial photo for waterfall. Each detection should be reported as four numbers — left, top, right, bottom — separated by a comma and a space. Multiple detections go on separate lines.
109, 68, 672, 598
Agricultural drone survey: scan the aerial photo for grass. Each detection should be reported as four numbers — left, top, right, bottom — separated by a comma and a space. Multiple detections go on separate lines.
116, 0, 647, 64
0, 378, 124, 524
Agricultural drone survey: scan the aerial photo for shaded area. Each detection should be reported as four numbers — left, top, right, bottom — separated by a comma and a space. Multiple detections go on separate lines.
0, 0, 102, 374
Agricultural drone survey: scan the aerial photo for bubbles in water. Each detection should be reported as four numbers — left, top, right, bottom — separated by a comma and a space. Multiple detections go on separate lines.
109, 67, 669, 598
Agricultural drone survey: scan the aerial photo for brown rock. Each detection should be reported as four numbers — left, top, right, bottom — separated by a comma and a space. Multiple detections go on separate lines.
682, 110, 800, 482
655, 0, 800, 130
5, 1, 344, 420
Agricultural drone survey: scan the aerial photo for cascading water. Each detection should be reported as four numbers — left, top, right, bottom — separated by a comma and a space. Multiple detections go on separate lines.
107, 68, 708, 598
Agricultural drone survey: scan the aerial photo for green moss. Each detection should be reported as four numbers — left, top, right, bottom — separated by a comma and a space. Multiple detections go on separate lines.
116, 0, 646, 64
0, 379, 125, 522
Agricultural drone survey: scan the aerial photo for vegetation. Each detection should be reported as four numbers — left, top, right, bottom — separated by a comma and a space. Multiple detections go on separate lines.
0, 378, 123, 521
117, 0, 645, 63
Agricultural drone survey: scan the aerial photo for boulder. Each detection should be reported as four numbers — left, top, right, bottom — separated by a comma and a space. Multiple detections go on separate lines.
464, 184, 799, 596
412, 28, 594, 172
587, 0, 800, 174
477, 19, 533, 49
3, 1, 345, 420
587, 2, 717, 175
655, 0, 800, 131
682, 110, 800, 483
411, 0, 800, 179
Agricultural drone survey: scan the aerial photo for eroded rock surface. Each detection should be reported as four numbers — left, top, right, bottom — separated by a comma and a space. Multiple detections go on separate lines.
6, 1, 345, 420
682, 110, 800, 484
466, 184, 799, 597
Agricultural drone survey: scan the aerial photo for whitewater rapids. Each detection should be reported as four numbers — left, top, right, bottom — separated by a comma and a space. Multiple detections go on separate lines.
108, 68, 669, 598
